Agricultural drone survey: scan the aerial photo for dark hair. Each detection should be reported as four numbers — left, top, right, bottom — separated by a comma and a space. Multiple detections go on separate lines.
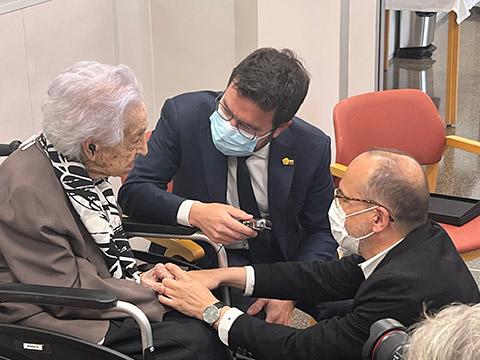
361, 149, 429, 232
227, 47, 310, 127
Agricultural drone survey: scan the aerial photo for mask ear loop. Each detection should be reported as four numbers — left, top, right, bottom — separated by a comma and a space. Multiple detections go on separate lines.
345, 205, 379, 218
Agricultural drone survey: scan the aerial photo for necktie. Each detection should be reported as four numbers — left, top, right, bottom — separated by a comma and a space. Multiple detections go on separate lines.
236, 156, 274, 263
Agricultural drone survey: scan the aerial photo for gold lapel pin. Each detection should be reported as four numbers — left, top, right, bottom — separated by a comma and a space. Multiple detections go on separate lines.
282, 157, 294, 166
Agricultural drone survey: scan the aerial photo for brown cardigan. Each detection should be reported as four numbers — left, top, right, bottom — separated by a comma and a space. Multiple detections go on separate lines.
0, 141, 165, 343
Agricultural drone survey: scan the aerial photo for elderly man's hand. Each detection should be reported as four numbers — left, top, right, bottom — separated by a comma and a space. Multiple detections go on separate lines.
140, 263, 175, 293
158, 263, 220, 320
247, 298, 295, 325
187, 269, 222, 290
189, 202, 257, 244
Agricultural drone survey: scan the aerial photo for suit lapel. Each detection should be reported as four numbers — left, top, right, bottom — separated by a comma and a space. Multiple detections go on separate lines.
199, 112, 228, 203
268, 128, 295, 221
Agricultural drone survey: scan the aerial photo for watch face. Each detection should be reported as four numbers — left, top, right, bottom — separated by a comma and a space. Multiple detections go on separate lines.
202, 305, 220, 325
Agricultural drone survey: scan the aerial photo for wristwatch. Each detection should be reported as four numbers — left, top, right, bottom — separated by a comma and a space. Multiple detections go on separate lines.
202, 301, 227, 326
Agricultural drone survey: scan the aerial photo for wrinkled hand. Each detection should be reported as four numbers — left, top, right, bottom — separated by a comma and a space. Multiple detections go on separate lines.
140, 263, 175, 293
158, 263, 219, 320
189, 202, 257, 244
247, 298, 295, 325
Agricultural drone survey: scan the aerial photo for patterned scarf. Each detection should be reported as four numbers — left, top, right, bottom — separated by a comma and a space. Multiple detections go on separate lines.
39, 134, 140, 281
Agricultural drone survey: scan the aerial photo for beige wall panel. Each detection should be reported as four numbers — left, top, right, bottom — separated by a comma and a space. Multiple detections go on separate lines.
348, 0, 378, 96
22, 0, 117, 131
150, 0, 236, 120
0, 10, 32, 143
114, 0, 156, 128
257, 0, 342, 139
234, 0, 258, 62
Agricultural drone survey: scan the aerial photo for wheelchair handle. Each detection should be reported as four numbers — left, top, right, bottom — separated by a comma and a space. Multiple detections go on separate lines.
0, 140, 21, 156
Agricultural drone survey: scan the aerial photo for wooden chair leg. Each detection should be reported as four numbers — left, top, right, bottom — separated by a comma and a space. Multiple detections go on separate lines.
384, 10, 390, 72
425, 163, 439, 192
446, 11, 460, 126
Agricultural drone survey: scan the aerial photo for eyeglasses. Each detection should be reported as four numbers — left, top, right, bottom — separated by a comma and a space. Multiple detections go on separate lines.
215, 93, 275, 140
334, 188, 395, 222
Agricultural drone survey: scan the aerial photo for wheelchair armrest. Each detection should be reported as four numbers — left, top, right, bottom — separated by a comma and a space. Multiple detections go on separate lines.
122, 219, 196, 237
0, 140, 22, 157
0, 283, 117, 309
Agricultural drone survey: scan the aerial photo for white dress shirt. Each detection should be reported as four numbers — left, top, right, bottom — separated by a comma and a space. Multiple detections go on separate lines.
177, 144, 271, 249
357, 237, 405, 279
217, 266, 255, 345
217, 239, 406, 345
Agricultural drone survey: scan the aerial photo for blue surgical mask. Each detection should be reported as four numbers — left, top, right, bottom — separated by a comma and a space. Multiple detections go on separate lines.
210, 110, 270, 157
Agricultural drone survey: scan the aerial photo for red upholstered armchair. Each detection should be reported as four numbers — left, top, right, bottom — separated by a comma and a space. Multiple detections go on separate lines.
330, 89, 480, 260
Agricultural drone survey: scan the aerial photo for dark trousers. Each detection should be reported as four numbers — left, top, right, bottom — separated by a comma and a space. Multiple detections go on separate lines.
104, 311, 231, 360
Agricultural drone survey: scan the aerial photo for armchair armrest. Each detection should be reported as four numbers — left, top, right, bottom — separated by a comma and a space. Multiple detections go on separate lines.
330, 162, 348, 178
445, 135, 480, 154
0, 283, 117, 309
123, 219, 205, 262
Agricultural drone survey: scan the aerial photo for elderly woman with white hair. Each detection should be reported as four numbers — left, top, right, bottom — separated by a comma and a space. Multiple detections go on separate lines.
0, 61, 230, 360
407, 303, 480, 360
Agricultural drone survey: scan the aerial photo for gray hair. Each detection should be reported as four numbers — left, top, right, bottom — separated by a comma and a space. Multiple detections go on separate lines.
360, 149, 429, 232
407, 303, 480, 360
42, 61, 144, 160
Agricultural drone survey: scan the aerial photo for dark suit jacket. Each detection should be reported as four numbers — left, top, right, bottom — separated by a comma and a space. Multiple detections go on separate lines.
228, 221, 480, 360
0, 142, 164, 344
119, 91, 337, 261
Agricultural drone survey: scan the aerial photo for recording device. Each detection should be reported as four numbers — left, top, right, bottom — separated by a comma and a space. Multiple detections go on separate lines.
242, 218, 272, 231
88, 143, 96, 154
362, 318, 410, 360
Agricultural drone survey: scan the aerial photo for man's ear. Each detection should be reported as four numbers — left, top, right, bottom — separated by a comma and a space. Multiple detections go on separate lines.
372, 207, 390, 233
272, 120, 293, 138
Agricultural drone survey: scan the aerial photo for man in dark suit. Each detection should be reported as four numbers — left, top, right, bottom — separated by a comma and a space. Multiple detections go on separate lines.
118, 48, 337, 323
153, 149, 480, 360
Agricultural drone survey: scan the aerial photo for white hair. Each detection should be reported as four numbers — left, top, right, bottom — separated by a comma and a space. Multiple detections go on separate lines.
42, 61, 144, 160
406, 303, 480, 360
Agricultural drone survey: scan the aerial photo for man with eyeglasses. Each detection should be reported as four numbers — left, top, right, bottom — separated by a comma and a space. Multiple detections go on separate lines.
119, 48, 337, 323
153, 149, 480, 360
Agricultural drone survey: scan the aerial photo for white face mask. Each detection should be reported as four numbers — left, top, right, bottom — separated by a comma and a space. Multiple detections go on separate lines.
328, 199, 378, 255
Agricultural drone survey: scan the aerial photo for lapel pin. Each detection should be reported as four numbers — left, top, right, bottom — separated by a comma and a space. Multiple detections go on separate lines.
282, 157, 294, 166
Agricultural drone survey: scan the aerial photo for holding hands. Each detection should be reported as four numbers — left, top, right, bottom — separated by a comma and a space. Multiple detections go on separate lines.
153, 263, 223, 320
146, 263, 293, 326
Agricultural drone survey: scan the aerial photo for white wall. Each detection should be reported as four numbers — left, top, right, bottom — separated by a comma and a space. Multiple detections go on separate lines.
1, 0, 381, 151
0, 0, 157, 144
256, 0, 342, 138
150, 0, 237, 119
348, 0, 379, 96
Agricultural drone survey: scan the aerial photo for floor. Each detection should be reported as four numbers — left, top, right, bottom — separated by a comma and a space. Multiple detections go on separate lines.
385, 8, 480, 286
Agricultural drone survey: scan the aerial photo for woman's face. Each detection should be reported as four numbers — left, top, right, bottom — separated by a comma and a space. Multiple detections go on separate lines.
84, 103, 148, 179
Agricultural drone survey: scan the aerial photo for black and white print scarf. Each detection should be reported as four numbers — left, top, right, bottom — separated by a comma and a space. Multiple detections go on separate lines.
39, 134, 140, 281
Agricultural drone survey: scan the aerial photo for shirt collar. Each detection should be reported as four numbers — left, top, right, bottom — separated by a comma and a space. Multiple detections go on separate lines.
252, 142, 270, 159
358, 237, 405, 279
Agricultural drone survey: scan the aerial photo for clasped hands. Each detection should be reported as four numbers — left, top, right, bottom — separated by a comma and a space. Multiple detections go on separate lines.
140, 263, 294, 326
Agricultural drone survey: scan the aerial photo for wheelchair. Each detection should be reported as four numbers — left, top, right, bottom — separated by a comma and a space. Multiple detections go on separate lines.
0, 140, 231, 359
